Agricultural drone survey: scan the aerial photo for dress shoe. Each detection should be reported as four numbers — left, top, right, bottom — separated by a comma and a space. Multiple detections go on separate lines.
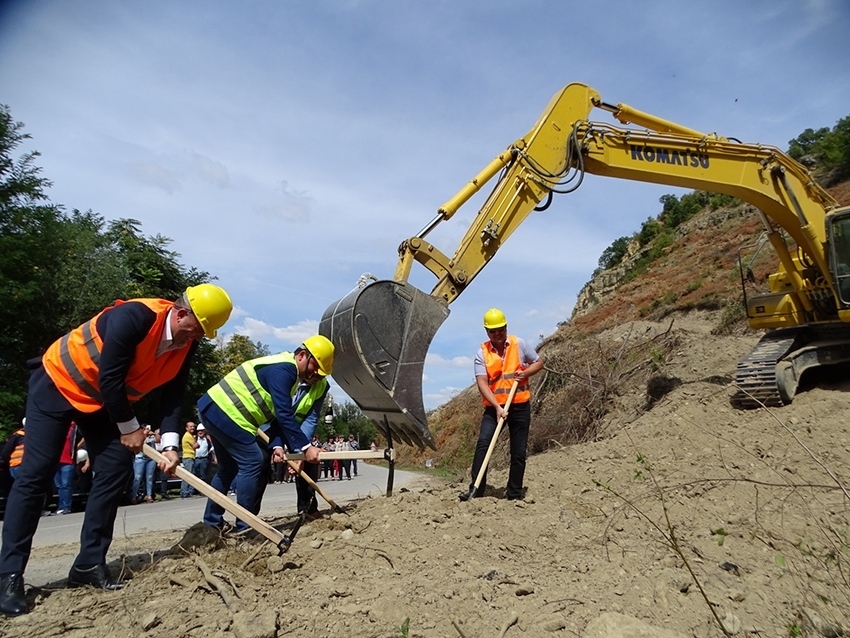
68, 564, 124, 590
0, 573, 27, 616
506, 487, 528, 501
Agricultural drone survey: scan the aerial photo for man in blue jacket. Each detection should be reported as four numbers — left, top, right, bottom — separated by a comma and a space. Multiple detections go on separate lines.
197, 335, 333, 532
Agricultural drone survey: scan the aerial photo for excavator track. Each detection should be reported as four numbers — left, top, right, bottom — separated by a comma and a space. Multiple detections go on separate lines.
732, 325, 850, 409
731, 329, 802, 409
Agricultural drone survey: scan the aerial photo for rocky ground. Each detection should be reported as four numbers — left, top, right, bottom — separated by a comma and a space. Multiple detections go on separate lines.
1, 314, 848, 638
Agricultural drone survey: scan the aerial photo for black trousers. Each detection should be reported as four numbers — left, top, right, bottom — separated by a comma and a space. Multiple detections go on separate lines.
469, 402, 530, 499
0, 364, 133, 575
295, 460, 320, 513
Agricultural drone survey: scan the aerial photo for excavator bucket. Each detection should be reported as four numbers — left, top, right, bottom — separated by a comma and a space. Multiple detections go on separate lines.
319, 280, 449, 450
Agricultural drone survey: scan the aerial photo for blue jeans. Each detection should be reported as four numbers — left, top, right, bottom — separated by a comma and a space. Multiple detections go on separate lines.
132, 456, 156, 499
180, 458, 195, 497
54, 463, 75, 512
193, 457, 209, 484
199, 415, 264, 533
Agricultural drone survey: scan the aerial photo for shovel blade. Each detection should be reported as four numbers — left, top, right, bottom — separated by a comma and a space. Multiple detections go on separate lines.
320, 280, 449, 450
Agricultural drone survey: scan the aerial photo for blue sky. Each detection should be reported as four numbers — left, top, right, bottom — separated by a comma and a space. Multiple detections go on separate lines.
1, 1, 848, 412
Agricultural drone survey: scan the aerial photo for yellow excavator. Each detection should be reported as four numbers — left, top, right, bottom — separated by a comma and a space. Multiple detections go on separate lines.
320, 82, 850, 450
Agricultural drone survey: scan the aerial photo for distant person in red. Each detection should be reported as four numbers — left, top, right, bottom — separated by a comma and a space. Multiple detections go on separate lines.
50, 423, 79, 515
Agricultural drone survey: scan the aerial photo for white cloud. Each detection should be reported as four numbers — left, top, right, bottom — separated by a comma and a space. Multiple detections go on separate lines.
255, 180, 313, 222
425, 387, 465, 409
125, 161, 182, 194
190, 151, 230, 189
223, 318, 319, 350
425, 353, 474, 368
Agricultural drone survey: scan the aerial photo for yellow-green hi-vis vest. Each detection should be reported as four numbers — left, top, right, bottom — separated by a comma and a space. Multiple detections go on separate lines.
206, 352, 328, 435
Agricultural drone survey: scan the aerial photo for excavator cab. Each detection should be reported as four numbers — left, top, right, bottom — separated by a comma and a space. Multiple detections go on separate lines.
827, 206, 850, 308
319, 280, 449, 450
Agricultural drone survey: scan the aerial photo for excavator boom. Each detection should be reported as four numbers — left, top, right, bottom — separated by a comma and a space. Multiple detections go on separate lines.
321, 82, 850, 449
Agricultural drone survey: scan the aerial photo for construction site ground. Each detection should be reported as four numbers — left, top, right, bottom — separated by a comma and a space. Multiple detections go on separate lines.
1, 313, 848, 638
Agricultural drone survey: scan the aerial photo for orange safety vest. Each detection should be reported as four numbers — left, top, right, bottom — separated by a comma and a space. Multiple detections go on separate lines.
481, 335, 531, 405
42, 299, 190, 412
9, 430, 25, 468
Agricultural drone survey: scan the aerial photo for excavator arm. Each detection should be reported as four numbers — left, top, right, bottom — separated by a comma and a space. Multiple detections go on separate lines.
321, 82, 849, 449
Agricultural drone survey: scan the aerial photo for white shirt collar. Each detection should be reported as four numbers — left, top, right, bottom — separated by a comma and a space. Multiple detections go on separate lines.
156, 308, 177, 357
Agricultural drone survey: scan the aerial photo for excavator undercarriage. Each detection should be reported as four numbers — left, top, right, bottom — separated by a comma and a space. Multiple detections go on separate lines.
733, 325, 850, 408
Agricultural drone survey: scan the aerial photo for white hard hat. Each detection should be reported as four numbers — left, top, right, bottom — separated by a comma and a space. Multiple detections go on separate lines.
76, 449, 89, 463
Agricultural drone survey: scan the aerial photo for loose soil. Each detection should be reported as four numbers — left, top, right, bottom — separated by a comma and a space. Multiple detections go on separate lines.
1, 314, 848, 638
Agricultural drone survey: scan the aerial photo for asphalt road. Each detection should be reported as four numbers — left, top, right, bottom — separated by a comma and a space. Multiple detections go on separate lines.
5, 460, 423, 587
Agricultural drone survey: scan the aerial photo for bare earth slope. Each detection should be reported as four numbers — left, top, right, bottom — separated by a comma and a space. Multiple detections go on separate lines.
1, 314, 848, 638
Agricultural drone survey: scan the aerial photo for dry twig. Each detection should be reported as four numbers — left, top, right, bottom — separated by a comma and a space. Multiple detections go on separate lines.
195, 555, 240, 611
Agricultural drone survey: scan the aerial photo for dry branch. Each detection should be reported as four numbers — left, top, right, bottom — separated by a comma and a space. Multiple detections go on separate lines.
195, 555, 240, 612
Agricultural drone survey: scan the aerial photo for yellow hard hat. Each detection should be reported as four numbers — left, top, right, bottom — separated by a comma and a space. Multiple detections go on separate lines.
483, 308, 507, 330
302, 335, 334, 376
185, 284, 233, 339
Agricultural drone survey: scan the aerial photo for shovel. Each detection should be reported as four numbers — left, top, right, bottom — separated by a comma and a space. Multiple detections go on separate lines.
464, 380, 519, 501
256, 430, 346, 514
143, 444, 299, 553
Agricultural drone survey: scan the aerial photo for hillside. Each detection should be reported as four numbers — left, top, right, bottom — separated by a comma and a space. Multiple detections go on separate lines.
402, 180, 850, 474
1, 184, 849, 638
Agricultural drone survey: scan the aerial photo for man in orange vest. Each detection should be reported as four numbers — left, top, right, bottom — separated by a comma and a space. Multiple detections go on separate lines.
0, 419, 26, 482
462, 308, 543, 502
0, 284, 232, 616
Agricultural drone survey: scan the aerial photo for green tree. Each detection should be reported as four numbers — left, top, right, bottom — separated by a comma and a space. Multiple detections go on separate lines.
823, 115, 850, 183
211, 335, 271, 379
638, 216, 660, 246
659, 192, 707, 229
787, 116, 850, 185
105, 218, 189, 300
0, 105, 68, 428
597, 236, 631, 271
52, 210, 129, 334
788, 126, 830, 160
317, 399, 377, 449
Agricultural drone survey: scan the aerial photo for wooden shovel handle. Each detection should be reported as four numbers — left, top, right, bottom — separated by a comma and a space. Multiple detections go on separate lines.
256, 430, 344, 513
143, 443, 287, 548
